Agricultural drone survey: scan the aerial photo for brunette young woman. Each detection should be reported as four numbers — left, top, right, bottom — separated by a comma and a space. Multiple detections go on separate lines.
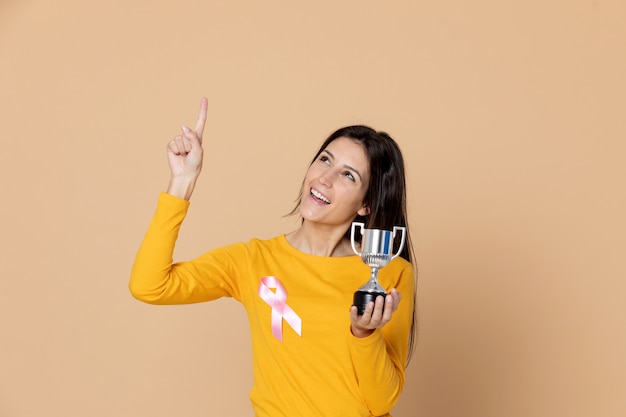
130, 97, 417, 417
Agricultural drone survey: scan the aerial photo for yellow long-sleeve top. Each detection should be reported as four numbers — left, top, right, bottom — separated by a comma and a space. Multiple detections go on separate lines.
129, 193, 414, 417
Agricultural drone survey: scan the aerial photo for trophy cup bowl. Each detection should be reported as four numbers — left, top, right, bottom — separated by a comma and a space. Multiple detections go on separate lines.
351, 222, 406, 315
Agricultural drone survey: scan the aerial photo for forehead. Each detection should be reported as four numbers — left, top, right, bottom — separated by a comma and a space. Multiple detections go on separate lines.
323, 137, 369, 167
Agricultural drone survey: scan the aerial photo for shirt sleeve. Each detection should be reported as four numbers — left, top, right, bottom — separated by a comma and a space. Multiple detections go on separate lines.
348, 262, 415, 415
128, 192, 244, 304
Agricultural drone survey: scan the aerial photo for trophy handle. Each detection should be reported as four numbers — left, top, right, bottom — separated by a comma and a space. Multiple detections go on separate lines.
391, 226, 407, 260
350, 222, 364, 256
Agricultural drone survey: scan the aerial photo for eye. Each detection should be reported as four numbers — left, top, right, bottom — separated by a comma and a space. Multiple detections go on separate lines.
319, 155, 330, 165
344, 171, 355, 182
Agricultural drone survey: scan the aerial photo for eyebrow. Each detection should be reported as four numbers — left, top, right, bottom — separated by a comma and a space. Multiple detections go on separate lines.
322, 149, 363, 182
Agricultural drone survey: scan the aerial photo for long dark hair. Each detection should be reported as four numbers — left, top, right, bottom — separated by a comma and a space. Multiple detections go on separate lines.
290, 125, 418, 365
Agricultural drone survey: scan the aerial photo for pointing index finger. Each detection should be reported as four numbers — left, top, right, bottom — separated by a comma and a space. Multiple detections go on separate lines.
194, 97, 208, 142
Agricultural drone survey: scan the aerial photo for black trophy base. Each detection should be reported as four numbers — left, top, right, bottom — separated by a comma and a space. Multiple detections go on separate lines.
353, 290, 387, 315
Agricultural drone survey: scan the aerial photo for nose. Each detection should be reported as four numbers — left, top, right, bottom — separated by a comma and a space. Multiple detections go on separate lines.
318, 171, 333, 188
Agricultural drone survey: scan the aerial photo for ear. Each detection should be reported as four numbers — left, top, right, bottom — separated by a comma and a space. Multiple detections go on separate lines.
357, 205, 370, 216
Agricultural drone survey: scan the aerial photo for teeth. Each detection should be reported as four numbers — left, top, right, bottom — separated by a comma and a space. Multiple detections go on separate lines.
311, 188, 331, 204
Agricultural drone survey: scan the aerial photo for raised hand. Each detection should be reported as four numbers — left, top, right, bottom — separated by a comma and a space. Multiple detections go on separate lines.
349, 288, 402, 338
166, 97, 208, 200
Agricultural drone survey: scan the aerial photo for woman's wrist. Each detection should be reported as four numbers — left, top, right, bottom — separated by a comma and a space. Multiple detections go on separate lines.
350, 325, 375, 338
166, 175, 198, 201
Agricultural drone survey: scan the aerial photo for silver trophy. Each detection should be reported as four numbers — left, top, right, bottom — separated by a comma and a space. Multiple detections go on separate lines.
351, 222, 406, 315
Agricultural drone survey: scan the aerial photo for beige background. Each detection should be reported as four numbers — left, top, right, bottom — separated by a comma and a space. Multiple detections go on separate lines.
1, 1, 625, 416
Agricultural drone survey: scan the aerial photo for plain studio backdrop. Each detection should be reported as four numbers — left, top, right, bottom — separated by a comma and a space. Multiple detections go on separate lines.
0, 1, 624, 416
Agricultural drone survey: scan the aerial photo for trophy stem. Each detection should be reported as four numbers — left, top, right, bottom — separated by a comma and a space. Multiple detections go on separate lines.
365, 267, 383, 291
353, 266, 387, 315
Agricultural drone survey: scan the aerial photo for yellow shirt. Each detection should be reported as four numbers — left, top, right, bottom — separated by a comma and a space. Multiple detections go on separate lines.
130, 193, 414, 417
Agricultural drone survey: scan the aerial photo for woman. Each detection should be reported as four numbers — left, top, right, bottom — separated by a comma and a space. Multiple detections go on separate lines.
129, 97, 416, 417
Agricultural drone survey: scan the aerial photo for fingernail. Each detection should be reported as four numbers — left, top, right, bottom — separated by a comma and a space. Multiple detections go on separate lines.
181, 125, 190, 132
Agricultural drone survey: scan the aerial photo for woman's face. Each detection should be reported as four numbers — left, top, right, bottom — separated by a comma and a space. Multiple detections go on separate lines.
299, 137, 370, 227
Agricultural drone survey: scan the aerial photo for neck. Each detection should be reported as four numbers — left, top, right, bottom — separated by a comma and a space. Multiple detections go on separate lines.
286, 221, 355, 257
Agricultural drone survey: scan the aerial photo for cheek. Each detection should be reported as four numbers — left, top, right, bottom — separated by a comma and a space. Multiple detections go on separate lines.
302, 166, 318, 182
339, 185, 367, 207
355, 188, 369, 209
300, 170, 313, 189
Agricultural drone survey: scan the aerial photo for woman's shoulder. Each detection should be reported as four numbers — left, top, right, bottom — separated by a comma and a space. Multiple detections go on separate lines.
387, 255, 414, 274
245, 234, 287, 249
215, 235, 287, 255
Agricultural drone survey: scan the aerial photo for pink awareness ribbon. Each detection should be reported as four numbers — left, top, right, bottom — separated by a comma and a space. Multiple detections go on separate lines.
258, 276, 302, 342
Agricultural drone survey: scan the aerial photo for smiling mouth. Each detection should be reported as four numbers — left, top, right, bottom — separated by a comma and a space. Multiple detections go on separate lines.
310, 188, 331, 204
